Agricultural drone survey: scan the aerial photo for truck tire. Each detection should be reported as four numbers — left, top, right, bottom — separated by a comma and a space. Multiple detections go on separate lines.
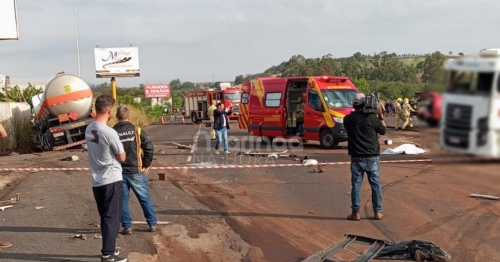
261, 136, 274, 145
191, 112, 197, 123
426, 119, 439, 127
41, 133, 54, 151
320, 129, 337, 149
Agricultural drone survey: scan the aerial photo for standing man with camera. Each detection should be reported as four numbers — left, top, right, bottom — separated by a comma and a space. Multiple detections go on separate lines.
344, 93, 386, 221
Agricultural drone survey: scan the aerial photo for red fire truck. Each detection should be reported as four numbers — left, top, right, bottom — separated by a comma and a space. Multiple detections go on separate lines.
184, 87, 242, 123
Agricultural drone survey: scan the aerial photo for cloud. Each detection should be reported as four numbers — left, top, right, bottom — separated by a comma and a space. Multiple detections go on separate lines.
1, 0, 500, 87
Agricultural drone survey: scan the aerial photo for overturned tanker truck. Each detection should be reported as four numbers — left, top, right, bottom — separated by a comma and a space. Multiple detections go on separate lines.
31, 72, 95, 151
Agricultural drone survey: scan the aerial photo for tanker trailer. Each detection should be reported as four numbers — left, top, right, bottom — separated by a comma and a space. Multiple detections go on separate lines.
31, 73, 95, 151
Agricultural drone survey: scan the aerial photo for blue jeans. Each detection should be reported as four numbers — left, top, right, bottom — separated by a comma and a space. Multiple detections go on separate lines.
122, 172, 157, 229
350, 156, 382, 213
215, 127, 228, 151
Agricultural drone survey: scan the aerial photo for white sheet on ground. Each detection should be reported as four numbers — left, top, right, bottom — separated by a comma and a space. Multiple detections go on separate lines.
382, 143, 426, 155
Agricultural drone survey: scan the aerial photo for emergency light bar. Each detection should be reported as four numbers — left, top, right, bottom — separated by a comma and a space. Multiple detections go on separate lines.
319, 76, 348, 82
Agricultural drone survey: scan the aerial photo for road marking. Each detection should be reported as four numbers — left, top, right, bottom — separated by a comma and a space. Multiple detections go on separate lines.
184, 124, 202, 174
132, 221, 171, 225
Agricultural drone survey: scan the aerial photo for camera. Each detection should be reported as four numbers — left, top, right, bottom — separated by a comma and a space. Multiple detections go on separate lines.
363, 93, 380, 114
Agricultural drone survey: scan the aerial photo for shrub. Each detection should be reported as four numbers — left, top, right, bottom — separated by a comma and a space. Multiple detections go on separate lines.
0, 117, 36, 154
107, 103, 153, 128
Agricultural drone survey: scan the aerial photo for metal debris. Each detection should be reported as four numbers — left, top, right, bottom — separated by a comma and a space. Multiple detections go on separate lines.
470, 194, 500, 200
171, 142, 193, 150
237, 150, 288, 156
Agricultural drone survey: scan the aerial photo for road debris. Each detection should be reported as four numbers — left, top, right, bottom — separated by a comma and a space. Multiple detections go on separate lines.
35, 206, 44, 210
172, 142, 193, 150
470, 193, 500, 200
375, 240, 452, 261
302, 158, 318, 166
61, 155, 79, 161
73, 234, 87, 240
237, 150, 288, 157
94, 234, 102, 239
0, 193, 20, 206
302, 233, 395, 262
0, 205, 13, 211
313, 163, 324, 173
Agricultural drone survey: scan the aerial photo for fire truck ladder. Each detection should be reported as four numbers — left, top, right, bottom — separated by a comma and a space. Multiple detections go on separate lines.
301, 234, 394, 262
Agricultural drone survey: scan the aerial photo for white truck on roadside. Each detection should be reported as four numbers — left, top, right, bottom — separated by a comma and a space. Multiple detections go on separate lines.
440, 48, 500, 157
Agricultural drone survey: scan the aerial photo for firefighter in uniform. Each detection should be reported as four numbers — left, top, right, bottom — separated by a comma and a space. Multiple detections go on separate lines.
395, 98, 404, 130
402, 98, 416, 130
208, 100, 217, 140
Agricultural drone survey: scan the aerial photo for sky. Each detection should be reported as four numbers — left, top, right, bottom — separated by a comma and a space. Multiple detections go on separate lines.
1, 0, 499, 87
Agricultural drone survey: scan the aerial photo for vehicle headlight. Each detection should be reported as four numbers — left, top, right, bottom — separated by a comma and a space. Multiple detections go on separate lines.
333, 117, 343, 123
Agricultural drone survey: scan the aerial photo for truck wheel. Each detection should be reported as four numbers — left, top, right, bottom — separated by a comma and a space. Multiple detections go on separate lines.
261, 136, 274, 145
426, 119, 439, 127
41, 133, 53, 151
191, 112, 197, 123
320, 130, 336, 149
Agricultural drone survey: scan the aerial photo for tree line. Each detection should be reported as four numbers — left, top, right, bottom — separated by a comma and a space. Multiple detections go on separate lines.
87, 50, 452, 107
233, 51, 451, 99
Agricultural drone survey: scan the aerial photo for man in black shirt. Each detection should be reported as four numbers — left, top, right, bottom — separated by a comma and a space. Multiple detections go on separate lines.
344, 93, 386, 221
113, 106, 157, 235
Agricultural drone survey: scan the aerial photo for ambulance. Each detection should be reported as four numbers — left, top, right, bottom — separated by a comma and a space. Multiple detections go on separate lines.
440, 48, 500, 157
238, 76, 358, 149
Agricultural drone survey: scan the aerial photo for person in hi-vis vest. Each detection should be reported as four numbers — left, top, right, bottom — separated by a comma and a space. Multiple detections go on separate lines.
208, 100, 217, 139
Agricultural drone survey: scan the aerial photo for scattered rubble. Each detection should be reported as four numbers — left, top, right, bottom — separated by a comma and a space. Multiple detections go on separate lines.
61, 155, 79, 161
73, 234, 87, 240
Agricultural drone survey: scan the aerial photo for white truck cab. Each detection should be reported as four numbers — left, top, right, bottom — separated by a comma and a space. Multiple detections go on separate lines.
441, 48, 500, 157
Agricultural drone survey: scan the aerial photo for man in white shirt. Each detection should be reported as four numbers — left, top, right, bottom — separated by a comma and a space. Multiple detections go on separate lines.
85, 95, 128, 262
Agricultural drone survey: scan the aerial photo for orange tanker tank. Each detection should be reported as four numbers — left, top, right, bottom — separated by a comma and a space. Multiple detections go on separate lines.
32, 73, 95, 151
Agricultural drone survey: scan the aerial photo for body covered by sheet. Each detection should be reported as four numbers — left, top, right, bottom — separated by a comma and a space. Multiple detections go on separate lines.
375, 240, 452, 261
382, 143, 426, 155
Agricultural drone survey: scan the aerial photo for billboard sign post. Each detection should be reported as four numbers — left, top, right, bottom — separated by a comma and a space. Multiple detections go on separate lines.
0, 0, 20, 40
144, 84, 171, 98
93, 47, 140, 78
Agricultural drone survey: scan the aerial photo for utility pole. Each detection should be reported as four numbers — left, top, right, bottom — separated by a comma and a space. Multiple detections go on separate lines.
74, 8, 81, 77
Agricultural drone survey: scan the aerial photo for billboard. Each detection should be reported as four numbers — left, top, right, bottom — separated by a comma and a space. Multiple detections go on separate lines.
0, 75, 10, 89
0, 0, 19, 40
144, 84, 170, 98
94, 47, 140, 78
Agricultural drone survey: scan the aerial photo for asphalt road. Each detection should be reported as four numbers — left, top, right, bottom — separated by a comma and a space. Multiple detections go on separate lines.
145, 117, 500, 262
1, 115, 499, 261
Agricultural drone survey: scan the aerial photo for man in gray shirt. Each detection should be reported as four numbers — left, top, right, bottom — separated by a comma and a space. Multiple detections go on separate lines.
85, 95, 127, 262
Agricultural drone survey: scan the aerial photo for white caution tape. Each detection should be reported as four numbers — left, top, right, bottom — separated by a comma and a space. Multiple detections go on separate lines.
0, 156, 498, 172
